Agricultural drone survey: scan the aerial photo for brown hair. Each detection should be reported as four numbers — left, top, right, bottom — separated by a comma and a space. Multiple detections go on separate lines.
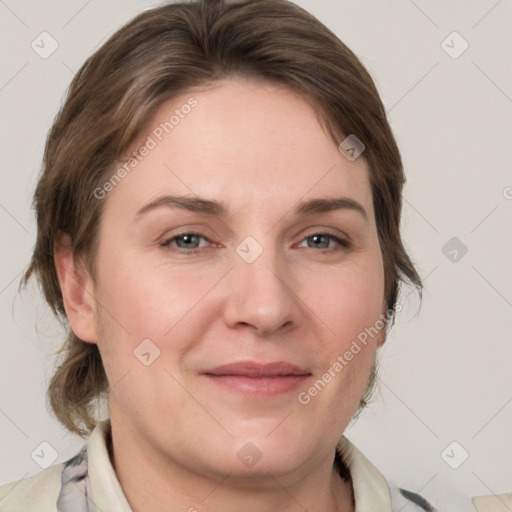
23, 0, 422, 437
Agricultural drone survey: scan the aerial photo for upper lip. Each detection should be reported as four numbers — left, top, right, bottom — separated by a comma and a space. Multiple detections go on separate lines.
203, 361, 311, 377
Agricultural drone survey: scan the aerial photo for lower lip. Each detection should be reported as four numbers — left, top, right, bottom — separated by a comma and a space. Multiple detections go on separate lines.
204, 375, 310, 397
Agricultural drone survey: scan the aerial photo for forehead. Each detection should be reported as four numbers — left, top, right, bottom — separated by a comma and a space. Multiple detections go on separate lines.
104, 76, 374, 221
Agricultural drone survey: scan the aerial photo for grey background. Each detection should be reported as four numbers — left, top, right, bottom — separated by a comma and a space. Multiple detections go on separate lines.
0, 0, 511, 509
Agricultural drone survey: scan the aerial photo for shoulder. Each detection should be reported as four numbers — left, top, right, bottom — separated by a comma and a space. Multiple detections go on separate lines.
390, 483, 512, 512
336, 435, 480, 511
0, 463, 65, 512
336, 435, 441, 511
472, 493, 512, 511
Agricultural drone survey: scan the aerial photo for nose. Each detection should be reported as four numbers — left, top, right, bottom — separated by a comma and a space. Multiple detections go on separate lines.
222, 244, 298, 337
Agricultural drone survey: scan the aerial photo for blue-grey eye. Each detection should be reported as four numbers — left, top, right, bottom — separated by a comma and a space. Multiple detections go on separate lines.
173, 234, 203, 249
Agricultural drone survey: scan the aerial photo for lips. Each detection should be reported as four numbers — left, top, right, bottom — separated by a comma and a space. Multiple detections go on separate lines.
202, 361, 312, 397
204, 361, 311, 377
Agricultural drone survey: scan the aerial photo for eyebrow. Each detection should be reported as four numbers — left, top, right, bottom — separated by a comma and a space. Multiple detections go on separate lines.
135, 195, 369, 222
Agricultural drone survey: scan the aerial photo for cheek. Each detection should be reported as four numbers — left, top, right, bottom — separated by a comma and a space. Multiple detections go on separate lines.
93, 251, 224, 376
299, 264, 382, 418
309, 258, 385, 343
303, 255, 384, 407
95, 243, 201, 326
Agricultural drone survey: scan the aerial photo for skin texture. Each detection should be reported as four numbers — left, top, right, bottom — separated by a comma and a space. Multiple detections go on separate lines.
55, 76, 387, 512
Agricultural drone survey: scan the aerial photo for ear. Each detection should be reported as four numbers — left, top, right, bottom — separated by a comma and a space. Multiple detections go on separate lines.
54, 233, 98, 343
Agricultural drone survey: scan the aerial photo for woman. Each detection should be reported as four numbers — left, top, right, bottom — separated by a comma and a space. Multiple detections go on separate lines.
0, 0, 459, 510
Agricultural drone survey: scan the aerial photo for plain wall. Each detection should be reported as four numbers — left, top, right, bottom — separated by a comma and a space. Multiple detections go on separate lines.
0, 1, 510, 510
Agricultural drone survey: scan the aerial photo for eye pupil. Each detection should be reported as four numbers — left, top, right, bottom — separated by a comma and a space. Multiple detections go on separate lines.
309, 234, 329, 249
176, 234, 200, 249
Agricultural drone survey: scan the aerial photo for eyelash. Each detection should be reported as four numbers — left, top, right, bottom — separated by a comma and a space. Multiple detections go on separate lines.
160, 231, 350, 255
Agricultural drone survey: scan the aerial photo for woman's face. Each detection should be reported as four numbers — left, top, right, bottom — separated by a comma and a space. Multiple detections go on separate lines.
78, 76, 387, 480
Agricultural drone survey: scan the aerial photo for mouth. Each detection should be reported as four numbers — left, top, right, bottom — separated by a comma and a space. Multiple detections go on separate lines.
202, 361, 312, 397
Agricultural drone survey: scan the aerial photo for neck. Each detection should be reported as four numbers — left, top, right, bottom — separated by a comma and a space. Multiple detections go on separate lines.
106, 420, 355, 512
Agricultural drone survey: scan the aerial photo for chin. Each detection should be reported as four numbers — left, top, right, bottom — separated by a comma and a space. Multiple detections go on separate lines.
218, 448, 306, 484
225, 430, 314, 476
